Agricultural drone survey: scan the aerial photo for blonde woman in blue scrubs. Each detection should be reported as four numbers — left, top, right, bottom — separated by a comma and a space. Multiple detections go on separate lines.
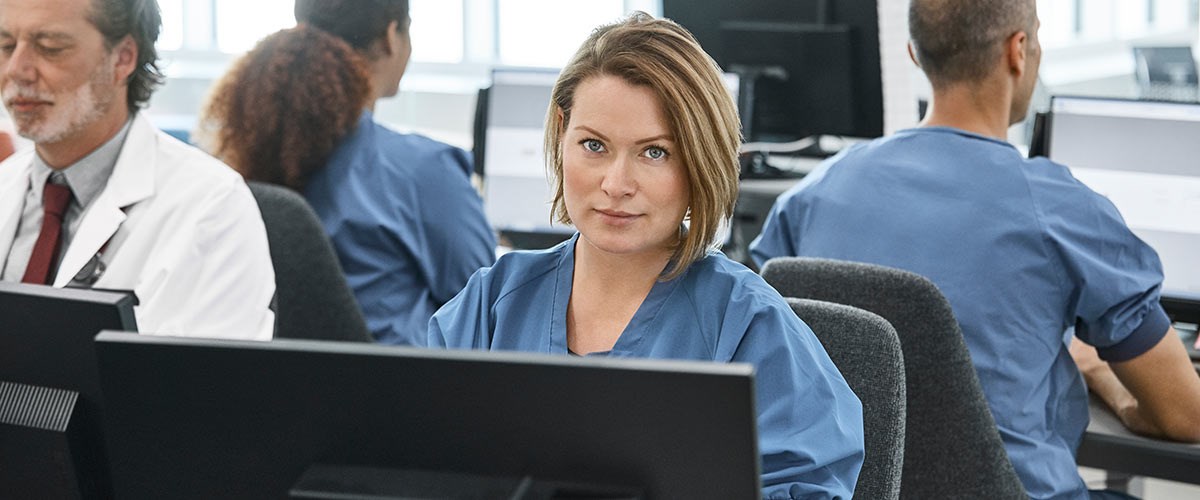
428, 13, 864, 499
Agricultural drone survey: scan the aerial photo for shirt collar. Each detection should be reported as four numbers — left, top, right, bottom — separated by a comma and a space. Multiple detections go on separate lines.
30, 117, 135, 208
897, 126, 1020, 152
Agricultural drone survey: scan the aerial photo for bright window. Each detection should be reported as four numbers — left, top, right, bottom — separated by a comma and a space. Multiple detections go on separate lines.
214, 0, 296, 53
496, 0, 624, 67
410, 0, 465, 63
1037, 0, 1198, 48
157, 0, 657, 64
157, 0, 184, 51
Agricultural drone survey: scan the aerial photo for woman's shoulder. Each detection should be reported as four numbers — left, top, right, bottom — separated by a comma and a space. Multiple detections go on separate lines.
677, 253, 803, 334
677, 252, 815, 361
684, 252, 789, 306
477, 240, 573, 298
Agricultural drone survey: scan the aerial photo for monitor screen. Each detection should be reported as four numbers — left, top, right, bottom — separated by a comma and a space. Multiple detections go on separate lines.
482, 68, 568, 241
664, 0, 883, 142
0, 283, 137, 499
481, 68, 740, 248
96, 332, 760, 499
1047, 96, 1200, 304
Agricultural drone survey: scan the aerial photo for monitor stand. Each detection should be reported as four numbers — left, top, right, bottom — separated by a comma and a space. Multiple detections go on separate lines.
0, 381, 108, 499
290, 464, 644, 500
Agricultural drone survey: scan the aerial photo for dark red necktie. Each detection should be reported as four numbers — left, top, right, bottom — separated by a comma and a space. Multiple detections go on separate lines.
21, 180, 73, 285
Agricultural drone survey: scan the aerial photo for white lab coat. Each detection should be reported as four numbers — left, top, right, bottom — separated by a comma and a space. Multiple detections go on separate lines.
0, 114, 275, 340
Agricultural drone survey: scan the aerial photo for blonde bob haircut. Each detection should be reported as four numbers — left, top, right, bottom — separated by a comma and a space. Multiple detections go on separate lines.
544, 12, 742, 280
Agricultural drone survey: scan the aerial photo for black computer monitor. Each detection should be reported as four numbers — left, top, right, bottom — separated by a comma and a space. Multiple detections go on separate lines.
664, 0, 883, 145
95, 332, 760, 499
0, 282, 138, 499
1046, 96, 1200, 324
476, 68, 575, 249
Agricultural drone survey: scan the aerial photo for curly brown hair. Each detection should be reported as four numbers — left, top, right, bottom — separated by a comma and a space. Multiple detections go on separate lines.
197, 25, 371, 191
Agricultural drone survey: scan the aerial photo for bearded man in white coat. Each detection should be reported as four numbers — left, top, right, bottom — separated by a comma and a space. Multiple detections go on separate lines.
0, 0, 274, 339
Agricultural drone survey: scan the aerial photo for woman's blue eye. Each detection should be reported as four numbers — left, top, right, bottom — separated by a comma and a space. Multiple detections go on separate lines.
582, 139, 605, 153
645, 146, 668, 160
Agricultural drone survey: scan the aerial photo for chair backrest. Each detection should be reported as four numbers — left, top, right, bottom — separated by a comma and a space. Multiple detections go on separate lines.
761, 257, 1025, 499
786, 298, 905, 500
247, 181, 372, 342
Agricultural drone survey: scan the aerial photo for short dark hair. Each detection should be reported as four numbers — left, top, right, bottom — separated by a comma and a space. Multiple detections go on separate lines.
89, 0, 164, 113
294, 0, 409, 59
909, 0, 1036, 87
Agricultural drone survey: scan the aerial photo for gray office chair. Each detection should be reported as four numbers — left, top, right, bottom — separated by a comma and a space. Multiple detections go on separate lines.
761, 257, 1025, 499
786, 298, 905, 500
247, 181, 372, 342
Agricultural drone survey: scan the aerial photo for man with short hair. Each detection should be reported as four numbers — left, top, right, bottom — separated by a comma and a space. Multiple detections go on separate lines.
0, 0, 274, 339
751, 0, 1200, 498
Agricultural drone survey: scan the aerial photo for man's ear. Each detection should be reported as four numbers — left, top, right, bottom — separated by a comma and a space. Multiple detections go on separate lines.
1006, 30, 1029, 79
113, 35, 138, 84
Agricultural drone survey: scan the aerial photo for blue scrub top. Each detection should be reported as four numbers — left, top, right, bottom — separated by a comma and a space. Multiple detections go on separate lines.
429, 234, 865, 499
751, 127, 1170, 500
305, 111, 497, 345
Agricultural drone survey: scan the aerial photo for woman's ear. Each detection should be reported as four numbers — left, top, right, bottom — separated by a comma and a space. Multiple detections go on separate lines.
381, 19, 401, 56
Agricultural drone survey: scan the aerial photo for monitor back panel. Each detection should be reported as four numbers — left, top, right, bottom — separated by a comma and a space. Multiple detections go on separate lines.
0, 283, 136, 402
0, 283, 136, 498
1048, 96, 1200, 315
96, 334, 760, 499
482, 68, 568, 239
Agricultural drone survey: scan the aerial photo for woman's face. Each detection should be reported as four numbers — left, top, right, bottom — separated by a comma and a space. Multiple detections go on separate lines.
561, 75, 691, 260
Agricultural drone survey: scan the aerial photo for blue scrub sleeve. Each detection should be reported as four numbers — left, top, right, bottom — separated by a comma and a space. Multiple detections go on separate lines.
413, 147, 497, 305
428, 266, 494, 349
749, 158, 838, 269
736, 305, 864, 499
750, 199, 801, 269
1031, 168, 1169, 361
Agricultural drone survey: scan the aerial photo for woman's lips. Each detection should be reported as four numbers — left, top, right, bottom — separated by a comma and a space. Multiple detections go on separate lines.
596, 208, 641, 225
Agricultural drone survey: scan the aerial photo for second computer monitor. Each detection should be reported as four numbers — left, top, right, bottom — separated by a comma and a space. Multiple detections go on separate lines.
665, 0, 884, 142
96, 332, 760, 499
1047, 96, 1200, 318
481, 68, 571, 248
0, 283, 138, 499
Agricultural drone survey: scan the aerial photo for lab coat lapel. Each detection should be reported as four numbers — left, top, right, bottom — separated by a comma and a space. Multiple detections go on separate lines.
54, 115, 156, 287
0, 156, 32, 261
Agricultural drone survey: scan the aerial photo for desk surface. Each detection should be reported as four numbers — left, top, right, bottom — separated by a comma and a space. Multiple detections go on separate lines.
1078, 396, 1200, 485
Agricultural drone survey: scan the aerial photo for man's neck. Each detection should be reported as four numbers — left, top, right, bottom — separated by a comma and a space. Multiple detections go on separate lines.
921, 81, 1013, 141
36, 108, 132, 170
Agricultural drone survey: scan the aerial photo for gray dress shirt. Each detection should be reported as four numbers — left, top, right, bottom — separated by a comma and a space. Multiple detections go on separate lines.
1, 119, 133, 283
